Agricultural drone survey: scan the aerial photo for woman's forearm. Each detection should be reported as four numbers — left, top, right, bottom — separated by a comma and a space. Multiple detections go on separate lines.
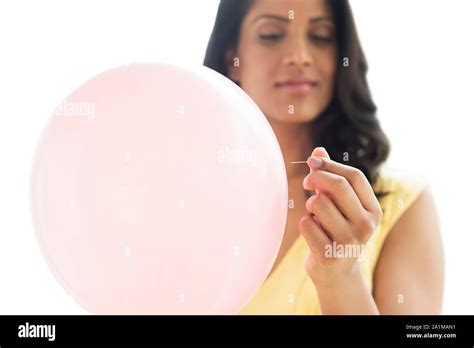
314, 265, 380, 315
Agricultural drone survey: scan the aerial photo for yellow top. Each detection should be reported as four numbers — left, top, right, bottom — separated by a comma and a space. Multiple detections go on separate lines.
238, 171, 427, 315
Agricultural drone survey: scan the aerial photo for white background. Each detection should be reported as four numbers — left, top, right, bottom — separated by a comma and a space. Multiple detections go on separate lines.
0, 0, 472, 314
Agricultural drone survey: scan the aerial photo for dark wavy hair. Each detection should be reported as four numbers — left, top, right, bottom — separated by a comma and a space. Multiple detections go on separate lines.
203, 0, 390, 196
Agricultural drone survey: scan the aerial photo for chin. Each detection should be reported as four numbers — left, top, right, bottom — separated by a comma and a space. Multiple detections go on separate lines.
265, 112, 321, 125
263, 104, 322, 124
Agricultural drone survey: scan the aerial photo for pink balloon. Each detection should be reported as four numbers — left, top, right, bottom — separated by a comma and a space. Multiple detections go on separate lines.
30, 63, 288, 314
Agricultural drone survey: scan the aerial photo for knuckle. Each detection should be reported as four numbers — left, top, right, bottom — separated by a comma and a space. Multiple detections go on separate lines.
350, 167, 365, 184
307, 192, 324, 211
318, 157, 328, 170
361, 217, 374, 233
359, 215, 375, 233
299, 215, 313, 231
333, 175, 349, 192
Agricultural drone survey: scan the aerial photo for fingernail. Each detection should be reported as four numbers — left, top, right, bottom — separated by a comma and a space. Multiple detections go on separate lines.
307, 156, 322, 169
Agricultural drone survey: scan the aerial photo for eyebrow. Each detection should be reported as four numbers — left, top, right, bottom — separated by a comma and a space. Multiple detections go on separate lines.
251, 14, 333, 24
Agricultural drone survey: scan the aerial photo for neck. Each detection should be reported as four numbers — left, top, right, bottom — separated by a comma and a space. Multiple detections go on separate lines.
267, 118, 317, 182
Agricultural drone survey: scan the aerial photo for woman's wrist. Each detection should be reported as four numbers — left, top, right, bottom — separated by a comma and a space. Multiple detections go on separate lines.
311, 262, 379, 315
310, 259, 363, 290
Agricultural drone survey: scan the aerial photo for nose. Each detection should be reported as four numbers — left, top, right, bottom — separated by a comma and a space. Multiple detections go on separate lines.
283, 37, 313, 68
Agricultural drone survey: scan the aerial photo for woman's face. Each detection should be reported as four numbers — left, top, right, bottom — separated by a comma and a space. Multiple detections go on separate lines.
227, 0, 337, 124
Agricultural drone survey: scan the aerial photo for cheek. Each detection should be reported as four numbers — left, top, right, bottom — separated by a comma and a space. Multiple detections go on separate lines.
320, 59, 337, 111
320, 51, 337, 88
240, 53, 276, 96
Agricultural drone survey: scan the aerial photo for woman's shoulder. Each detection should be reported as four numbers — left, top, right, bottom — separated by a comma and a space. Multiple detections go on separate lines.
373, 167, 429, 201
363, 167, 431, 279
369, 167, 430, 248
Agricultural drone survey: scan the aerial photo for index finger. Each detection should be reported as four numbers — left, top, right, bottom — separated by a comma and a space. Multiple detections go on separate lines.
306, 156, 380, 214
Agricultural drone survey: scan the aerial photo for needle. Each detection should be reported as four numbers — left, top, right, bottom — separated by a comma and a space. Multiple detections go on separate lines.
290, 161, 307, 164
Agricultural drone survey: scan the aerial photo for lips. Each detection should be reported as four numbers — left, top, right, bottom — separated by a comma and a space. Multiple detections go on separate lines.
275, 79, 317, 95
276, 79, 317, 87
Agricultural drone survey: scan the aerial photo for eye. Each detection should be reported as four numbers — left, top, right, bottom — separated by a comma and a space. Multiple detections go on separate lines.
309, 34, 334, 44
259, 33, 284, 42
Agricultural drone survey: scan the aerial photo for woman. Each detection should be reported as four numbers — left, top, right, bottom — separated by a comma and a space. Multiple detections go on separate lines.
204, 0, 444, 314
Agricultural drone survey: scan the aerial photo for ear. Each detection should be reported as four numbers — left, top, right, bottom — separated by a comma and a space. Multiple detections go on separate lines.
225, 47, 241, 83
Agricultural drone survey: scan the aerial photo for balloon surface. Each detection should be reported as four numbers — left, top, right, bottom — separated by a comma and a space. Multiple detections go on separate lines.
30, 63, 288, 314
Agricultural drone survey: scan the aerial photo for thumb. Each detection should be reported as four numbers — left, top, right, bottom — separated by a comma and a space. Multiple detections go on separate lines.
311, 146, 330, 160
303, 147, 330, 192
